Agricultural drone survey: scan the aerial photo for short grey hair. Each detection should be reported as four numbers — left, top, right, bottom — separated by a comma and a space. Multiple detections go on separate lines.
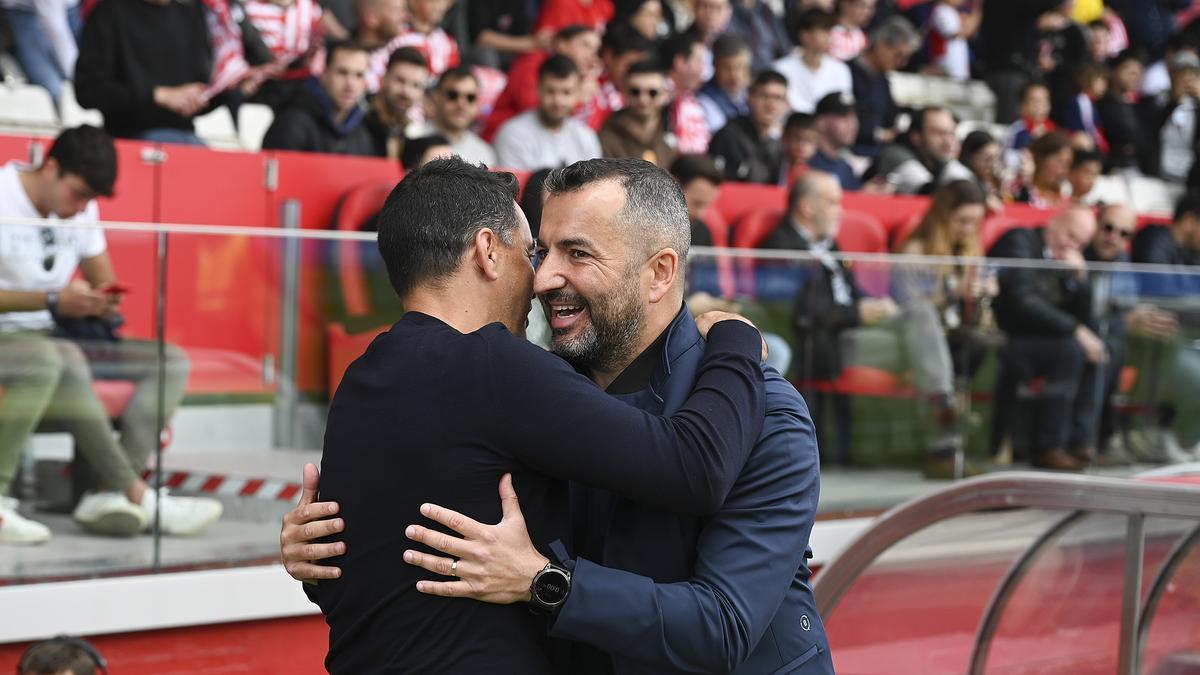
870, 15, 920, 50
544, 158, 692, 264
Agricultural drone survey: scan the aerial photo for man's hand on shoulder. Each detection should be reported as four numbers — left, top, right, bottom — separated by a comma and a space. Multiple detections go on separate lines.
280, 463, 346, 584
695, 310, 769, 361
404, 474, 549, 604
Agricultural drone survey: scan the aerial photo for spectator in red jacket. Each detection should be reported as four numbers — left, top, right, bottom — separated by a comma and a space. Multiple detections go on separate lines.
536, 0, 615, 33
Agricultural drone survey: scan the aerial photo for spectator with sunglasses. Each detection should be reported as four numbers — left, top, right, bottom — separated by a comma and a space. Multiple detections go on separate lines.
598, 60, 677, 168
0, 126, 221, 545
414, 66, 498, 166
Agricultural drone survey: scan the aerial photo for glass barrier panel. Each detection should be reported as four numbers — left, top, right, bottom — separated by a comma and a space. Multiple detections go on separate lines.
1141, 518, 1200, 674
822, 508, 1063, 674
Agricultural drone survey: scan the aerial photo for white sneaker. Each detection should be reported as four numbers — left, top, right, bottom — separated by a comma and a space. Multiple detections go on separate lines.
0, 496, 51, 545
140, 488, 222, 536
73, 491, 147, 537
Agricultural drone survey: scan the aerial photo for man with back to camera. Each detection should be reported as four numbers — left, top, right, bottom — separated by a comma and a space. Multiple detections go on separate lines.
301, 157, 770, 673
282, 158, 835, 674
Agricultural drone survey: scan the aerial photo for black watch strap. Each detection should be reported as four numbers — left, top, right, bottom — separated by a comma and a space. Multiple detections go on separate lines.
527, 561, 571, 615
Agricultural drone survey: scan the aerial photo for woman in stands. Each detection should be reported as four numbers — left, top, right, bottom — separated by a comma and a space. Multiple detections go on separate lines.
893, 179, 994, 478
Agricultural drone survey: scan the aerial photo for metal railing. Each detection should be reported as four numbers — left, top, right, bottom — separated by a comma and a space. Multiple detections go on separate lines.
812, 472, 1200, 675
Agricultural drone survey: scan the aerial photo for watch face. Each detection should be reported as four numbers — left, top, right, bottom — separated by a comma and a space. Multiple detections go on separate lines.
534, 569, 569, 605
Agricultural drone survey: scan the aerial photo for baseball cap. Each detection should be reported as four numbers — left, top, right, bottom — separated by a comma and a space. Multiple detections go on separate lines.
815, 91, 856, 116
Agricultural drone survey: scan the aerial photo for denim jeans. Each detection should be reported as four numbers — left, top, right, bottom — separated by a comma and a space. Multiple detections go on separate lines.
7, 6, 67, 103
135, 128, 207, 146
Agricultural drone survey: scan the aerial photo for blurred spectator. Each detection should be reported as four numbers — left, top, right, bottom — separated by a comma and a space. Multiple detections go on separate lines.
697, 32, 752, 133
688, 0, 733, 81
364, 47, 428, 160
979, 0, 1069, 124
2, 0, 78, 104
320, 0, 356, 42
17, 636, 105, 675
1015, 130, 1074, 206
414, 66, 498, 166
598, 60, 676, 167
1041, 1, 1091, 118
893, 180, 992, 477
662, 31, 712, 153
613, 0, 667, 40
355, 0, 407, 92
1108, 0, 1192, 62
493, 55, 602, 170
807, 92, 862, 189
1145, 50, 1200, 183
1060, 62, 1110, 154
774, 8, 853, 113
1142, 35, 1196, 98
261, 41, 376, 155
957, 129, 1007, 210
1005, 82, 1057, 152
399, 133, 453, 168
1087, 18, 1113, 64
466, 0, 546, 69
784, 111, 819, 185
1098, 48, 1152, 173
830, 0, 874, 61
670, 154, 725, 246
0, 126, 219, 541
391, 0, 460, 76
728, 0, 792, 71
537, 0, 615, 34
484, 25, 602, 139
868, 106, 963, 194
850, 14, 919, 156
989, 206, 1104, 470
596, 22, 656, 120
926, 0, 980, 81
1069, 149, 1104, 203
709, 69, 789, 183
1132, 191, 1200, 268
74, 0, 212, 144
1084, 203, 1181, 464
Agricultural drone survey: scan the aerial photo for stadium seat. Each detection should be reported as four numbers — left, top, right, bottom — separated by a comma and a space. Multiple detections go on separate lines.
193, 106, 241, 150
0, 84, 58, 131
237, 103, 274, 152
59, 82, 103, 128
1128, 175, 1183, 216
1090, 173, 1133, 206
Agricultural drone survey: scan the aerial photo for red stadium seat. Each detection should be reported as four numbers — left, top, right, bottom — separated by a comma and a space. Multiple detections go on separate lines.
892, 211, 924, 251
732, 206, 784, 249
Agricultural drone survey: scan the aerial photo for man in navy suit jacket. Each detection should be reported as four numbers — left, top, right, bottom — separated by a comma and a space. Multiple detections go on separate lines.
282, 158, 834, 674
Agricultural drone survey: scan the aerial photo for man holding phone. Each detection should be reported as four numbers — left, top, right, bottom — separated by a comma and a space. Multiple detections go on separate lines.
0, 125, 220, 544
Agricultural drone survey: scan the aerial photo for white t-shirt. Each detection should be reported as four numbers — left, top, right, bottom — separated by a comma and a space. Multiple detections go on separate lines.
932, 4, 970, 82
0, 162, 105, 332
493, 110, 602, 172
772, 51, 853, 114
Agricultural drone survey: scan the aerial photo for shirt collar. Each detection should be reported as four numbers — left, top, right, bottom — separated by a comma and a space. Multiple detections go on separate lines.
604, 304, 693, 395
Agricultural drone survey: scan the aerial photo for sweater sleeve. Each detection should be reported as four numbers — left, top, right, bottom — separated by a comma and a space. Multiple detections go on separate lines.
74, 2, 156, 113
487, 320, 766, 515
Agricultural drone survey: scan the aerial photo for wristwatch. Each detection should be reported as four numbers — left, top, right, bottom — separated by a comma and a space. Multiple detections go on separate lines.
528, 561, 571, 614
45, 291, 59, 315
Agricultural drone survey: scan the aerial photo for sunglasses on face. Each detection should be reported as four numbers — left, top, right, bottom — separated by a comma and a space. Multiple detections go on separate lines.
629, 87, 661, 99
1101, 222, 1133, 239
443, 89, 477, 103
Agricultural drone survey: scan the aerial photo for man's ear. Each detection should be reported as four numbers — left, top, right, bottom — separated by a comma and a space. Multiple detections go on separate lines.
644, 247, 679, 304
473, 228, 502, 281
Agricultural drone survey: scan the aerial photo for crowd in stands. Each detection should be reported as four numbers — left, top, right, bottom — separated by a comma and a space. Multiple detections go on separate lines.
1, 0, 1199, 194
2, 0, 1200, 485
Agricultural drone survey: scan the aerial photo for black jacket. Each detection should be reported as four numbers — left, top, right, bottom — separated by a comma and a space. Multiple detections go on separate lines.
74, 0, 212, 139
760, 217, 864, 380
989, 227, 1092, 336
262, 80, 378, 156
1097, 92, 1154, 173
709, 116, 785, 185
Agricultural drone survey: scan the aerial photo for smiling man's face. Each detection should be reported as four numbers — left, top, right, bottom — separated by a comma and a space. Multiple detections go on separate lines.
534, 180, 647, 374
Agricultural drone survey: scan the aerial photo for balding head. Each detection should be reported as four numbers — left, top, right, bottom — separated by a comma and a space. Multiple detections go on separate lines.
1092, 203, 1136, 261
788, 171, 843, 240
1046, 205, 1098, 261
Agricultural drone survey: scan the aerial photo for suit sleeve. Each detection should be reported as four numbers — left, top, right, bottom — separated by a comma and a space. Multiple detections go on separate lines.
490, 321, 765, 515
74, 3, 156, 113
992, 230, 1081, 335
549, 376, 821, 673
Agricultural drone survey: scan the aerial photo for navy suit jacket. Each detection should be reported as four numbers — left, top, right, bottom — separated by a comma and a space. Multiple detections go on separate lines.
550, 308, 834, 675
